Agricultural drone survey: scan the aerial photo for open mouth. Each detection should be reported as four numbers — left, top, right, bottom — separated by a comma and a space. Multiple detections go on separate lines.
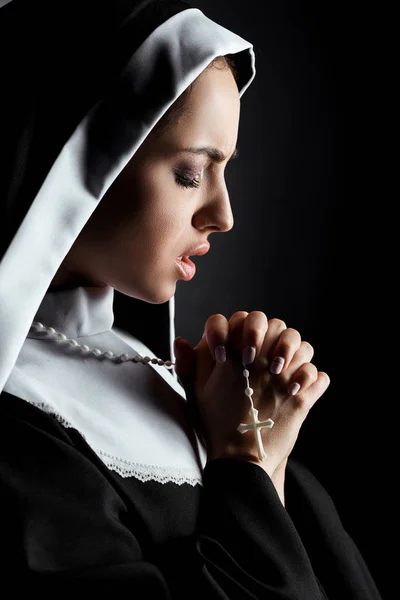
175, 256, 196, 280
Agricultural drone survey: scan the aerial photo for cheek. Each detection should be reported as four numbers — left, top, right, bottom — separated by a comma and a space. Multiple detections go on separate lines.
105, 161, 192, 260
137, 172, 192, 249
106, 200, 181, 265
150, 210, 187, 257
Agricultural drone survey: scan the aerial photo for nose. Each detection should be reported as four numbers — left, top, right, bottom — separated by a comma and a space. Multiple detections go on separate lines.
195, 180, 234, 233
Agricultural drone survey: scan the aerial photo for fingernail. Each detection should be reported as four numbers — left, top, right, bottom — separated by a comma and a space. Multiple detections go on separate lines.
242, 346, 256, 365
270, 356, 285, 374
215, 345, 226, 363
288, 382, 300, 396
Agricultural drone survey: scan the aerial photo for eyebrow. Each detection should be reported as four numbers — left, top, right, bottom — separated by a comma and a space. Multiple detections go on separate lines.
180, 145, 239, 163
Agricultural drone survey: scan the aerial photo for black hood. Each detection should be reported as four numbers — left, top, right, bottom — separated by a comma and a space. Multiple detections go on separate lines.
0, 0, 256, 391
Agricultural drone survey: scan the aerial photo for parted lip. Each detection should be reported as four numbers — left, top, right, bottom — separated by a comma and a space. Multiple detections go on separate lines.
177, 243, 210, 258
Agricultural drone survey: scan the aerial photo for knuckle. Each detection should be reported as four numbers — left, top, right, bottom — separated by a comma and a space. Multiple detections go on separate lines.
319, 371, 331, 386
204, 315, 229, 345
205, 313, 226, 328
292, 394, 310, 412
269, 317, 287, 329
229, 310, 249, 321
300, 340, 314, 354
301, 362, 318, 381
244, 312, 268, 342
248, 310, 267, 320
286, 327, 301, 340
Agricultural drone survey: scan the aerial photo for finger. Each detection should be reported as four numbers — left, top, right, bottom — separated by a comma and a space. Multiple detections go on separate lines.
241, 311, 269, 365
228, 311, 248, 348
286, 362, 319, 397
193, 336, 218, 390
173, 337, 195, 388
228, 311, 248, 360
204, 314, 229, 363
269, 327, 302, 375
258, 318, 287, 369
291, 371, 331, 411
282, 341, 314, 380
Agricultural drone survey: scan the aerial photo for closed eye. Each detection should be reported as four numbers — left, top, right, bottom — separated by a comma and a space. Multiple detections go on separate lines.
174, 168, 203, 189
174, 173, 200, 189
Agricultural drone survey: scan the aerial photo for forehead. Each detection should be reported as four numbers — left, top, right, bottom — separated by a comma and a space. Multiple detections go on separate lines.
163, 67, 240, 156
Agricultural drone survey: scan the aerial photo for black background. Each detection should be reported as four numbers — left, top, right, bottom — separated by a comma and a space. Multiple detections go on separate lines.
1, 0, 389, 595
171, 1, 387, 597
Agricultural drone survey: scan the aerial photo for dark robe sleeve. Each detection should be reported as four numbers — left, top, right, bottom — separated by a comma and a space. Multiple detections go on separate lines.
284, 458, 382, 600
0, 392, 380, 599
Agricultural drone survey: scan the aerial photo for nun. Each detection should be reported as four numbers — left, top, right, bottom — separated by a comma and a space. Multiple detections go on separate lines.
0, 1, 381, 597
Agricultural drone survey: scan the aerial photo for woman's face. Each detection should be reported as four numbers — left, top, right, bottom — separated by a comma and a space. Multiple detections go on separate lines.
50, 65, 241, 303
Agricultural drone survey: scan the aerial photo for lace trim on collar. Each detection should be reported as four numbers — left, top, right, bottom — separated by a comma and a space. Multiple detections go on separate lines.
30, 401, 203, 487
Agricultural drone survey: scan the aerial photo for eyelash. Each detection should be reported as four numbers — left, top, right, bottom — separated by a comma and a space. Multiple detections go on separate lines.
174, 171, 201, 189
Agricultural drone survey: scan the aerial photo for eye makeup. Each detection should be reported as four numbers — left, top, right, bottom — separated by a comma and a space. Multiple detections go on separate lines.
174, 165, 205, 189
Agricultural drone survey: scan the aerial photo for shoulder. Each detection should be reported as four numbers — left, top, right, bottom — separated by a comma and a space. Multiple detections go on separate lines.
0, 390, 75, 444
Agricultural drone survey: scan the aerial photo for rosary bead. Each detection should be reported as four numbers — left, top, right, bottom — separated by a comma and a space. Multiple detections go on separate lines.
30, 321, 181, 377
28, 321, 264, 458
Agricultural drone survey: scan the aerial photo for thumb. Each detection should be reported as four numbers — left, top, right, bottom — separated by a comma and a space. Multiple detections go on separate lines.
173, 337, 196, 390
174, 336, 205, 447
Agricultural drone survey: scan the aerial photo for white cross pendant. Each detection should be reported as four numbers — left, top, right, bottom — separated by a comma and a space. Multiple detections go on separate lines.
237, 407, 274, 461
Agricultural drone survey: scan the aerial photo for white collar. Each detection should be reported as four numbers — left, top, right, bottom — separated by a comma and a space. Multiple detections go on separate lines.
6, 286, 207, 486
28, 285, 115, 339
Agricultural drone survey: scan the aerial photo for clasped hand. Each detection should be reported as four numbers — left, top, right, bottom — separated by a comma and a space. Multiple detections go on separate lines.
174, 311, 330, 479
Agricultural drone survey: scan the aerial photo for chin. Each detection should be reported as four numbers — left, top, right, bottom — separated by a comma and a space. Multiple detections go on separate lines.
141, 273, 177, 305
114, 280, 175, 305
146, 285, 176, 305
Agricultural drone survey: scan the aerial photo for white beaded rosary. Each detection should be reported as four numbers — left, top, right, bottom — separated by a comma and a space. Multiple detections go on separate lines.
30, 320, 274, 460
